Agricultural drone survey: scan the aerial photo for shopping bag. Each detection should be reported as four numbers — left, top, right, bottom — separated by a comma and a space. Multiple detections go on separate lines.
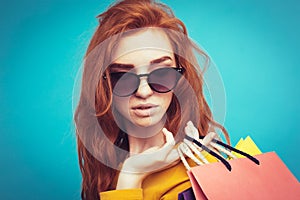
178, 187, 196, 200
188, 152, 300, 200
178, 123, 300, 199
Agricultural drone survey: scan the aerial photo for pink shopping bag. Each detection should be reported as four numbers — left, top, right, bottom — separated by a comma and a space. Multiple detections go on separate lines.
188, 152, 300, 200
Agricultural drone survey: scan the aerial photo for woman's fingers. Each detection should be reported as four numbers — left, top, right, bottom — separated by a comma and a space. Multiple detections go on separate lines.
185, 121, 199, 138
203, 132, 217, 146
185, 121, 217, 146
144, 128, 179, 169
143, 128, 175, 154
162, 128, 175, 146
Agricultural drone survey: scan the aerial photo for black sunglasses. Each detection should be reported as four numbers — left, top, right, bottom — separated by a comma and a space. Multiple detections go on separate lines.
104, 67, 185, 97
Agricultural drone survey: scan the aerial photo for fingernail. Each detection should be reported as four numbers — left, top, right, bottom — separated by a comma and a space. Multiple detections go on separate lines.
187, 121, 193, 126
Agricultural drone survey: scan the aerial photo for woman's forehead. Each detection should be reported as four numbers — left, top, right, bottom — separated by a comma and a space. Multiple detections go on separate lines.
111, 49, 175, 69
111, 28, 174, 62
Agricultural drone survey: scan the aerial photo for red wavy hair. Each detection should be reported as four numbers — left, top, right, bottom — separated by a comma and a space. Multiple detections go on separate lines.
74, 0, 230, 199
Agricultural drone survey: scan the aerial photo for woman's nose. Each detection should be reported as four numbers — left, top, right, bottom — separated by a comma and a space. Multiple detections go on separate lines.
134, 77, 153, 98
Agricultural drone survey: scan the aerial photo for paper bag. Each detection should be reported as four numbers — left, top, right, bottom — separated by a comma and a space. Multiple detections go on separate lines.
188, 152, 300, 200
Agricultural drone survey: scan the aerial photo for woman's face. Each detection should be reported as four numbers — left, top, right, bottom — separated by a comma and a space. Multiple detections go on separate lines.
111, 29, 175, 129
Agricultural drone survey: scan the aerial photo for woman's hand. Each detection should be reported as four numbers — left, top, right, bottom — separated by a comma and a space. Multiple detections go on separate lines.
116, 128, 179, 189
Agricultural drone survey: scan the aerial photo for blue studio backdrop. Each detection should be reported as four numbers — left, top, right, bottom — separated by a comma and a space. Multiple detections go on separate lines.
1, 0, 299, 199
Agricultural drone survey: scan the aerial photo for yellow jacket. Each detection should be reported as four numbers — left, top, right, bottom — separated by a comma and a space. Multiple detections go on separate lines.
100, 136, 261, 200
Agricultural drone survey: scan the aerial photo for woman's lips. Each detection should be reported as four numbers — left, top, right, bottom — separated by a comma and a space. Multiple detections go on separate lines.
132, 104, 158, 117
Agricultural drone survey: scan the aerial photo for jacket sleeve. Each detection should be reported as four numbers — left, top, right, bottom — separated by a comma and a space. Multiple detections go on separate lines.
99, 188, 143, 200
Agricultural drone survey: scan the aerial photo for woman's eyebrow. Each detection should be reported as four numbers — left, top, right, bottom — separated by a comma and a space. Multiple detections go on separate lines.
109, 63, 134, 70
150, 56, 173, 65
109, 56, 172, 70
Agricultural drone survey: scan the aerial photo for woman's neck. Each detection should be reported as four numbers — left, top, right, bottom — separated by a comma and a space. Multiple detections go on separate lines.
125, 121, 166, 155
128, 130, 165, 155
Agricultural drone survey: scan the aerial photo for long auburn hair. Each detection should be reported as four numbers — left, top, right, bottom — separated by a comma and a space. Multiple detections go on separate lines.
74, 0, 230, 199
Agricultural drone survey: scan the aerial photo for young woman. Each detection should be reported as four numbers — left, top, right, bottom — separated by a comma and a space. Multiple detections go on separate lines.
74, 0, 230, 199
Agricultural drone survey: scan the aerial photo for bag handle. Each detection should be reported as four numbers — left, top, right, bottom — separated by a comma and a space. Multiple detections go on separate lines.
185, 135, 232, 171
178, 123, 260, 171
198, 135, 260, 165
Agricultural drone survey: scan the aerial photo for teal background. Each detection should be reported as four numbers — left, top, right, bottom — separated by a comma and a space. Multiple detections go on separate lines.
1, 0, 299, 199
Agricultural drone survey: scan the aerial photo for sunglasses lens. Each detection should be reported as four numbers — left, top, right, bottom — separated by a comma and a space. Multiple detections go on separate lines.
110, 72, 139, 96
148, 68, 180, 93
109, 68, 183, 96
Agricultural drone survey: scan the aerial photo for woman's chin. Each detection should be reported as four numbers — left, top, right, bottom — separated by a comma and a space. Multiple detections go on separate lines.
131, 117, 159, 128
130, 115, 166, 128
127, 119, 165, 139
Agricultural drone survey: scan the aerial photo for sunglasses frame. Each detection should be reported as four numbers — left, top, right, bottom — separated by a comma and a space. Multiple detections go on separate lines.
104, 67, 185, 97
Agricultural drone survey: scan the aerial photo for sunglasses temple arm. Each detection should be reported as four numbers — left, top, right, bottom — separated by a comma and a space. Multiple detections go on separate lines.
199, 136, 260, 165
185, 135, 232, 171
